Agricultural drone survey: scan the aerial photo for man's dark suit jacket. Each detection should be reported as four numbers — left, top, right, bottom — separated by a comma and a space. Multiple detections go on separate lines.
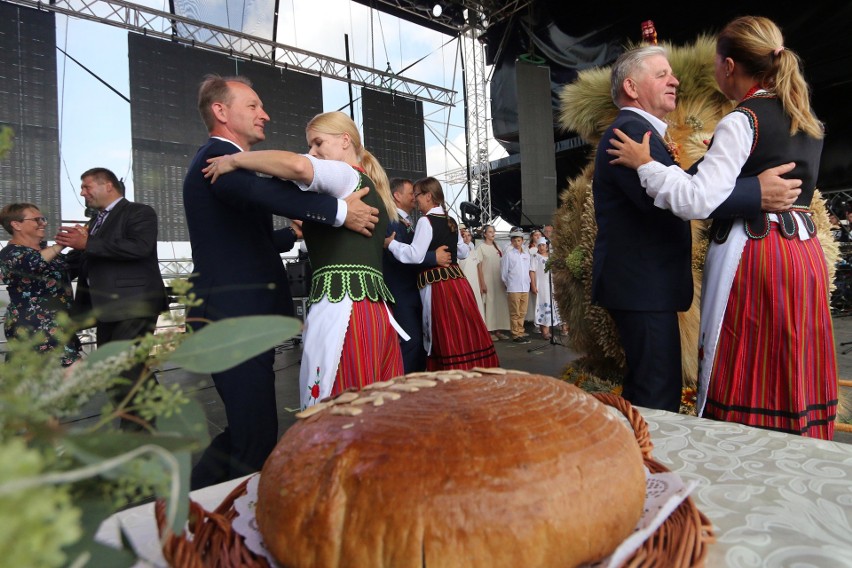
67, 198, 167, 322
383, 217, 421, 301
382, 214, 436, 373
183, 137, 340, 324
185, 137, 344, 488
591, 109, 760, 311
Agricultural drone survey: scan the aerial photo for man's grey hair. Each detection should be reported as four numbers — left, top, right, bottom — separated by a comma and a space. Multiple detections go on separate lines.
610, 45, 669, 107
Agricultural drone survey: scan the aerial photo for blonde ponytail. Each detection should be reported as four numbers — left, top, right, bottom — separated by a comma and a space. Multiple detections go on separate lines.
359, 148, 399, 222
773, 49, 823, 138
717, 16, 823, 139
306, 111, 399, 221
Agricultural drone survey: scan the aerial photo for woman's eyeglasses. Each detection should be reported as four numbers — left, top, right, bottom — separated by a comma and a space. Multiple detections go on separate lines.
21, 216, 48, 224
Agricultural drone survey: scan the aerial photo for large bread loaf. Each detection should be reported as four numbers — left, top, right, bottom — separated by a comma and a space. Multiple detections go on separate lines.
257, 369, 646, 567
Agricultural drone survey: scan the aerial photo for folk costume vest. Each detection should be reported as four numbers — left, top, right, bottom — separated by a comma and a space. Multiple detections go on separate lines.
417, 212, 465, 289
710, 92, 823, 243
301, 169, 394, 305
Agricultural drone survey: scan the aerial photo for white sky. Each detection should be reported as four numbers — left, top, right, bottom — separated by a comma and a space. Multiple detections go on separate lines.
50, 0, 510, 257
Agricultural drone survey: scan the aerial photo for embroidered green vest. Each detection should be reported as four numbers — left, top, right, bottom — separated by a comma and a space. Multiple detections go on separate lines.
301, 170, 394, 305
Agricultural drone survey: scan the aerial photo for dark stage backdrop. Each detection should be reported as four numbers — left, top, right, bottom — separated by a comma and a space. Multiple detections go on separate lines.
361, 89, 426, 183
128, 33, 323, 241
0, 2, 60, 230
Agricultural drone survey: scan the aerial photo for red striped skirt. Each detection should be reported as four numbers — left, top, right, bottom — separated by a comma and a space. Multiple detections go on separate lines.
705, 228, 838, 439
427, 275, 500, 371
333, 299, 404, 394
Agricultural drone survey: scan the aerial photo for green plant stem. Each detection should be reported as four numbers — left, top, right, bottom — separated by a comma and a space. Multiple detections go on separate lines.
0, 443, 181, 541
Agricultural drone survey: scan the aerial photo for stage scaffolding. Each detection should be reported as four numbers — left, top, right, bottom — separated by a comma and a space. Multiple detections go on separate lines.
5, 0, 507, 226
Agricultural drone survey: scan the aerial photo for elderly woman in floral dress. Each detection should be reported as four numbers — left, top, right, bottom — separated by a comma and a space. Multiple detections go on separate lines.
1, 203, 80, 366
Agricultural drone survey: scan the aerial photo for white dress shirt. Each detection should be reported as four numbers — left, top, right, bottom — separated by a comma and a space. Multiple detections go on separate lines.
501, 246, 531, 293
389, 206, 469, 264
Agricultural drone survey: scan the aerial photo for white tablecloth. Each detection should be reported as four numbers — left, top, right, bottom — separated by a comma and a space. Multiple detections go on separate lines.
96, 476, 248, 566
97, 409, 852, 567
641, 409, 852, 567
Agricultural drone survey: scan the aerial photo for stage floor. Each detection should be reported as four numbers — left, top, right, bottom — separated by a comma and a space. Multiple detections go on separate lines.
65, 317, 852, 447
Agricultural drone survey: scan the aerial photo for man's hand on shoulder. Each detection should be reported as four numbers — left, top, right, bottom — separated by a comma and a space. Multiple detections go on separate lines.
759, 162, 801, 212
344, 188, 379, 237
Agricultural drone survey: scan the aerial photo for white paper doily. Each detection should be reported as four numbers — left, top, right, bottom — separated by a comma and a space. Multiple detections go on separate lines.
232, 474, 281, 567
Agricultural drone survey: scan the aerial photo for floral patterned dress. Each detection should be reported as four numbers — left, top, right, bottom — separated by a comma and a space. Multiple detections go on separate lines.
531, 253, 562, 327
0, 243, 81, 366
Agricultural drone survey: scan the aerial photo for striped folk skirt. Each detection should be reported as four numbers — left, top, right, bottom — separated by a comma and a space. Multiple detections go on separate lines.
426, 276, 500, 371
704, 229, 838, 439
333, 299, 404, 395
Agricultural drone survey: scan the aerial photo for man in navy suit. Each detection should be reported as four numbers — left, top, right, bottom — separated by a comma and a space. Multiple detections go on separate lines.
382, 177, 450, 373
57, 167, 168, 430
592, 46, 801, 412
184, 75, 379, 488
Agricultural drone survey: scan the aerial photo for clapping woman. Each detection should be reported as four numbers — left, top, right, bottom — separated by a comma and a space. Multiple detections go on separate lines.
1, 203, 81, 366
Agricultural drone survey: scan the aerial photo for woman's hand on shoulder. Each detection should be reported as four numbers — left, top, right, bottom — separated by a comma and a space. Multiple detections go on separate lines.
606, 129, 653, 170
203, 153, 241, 183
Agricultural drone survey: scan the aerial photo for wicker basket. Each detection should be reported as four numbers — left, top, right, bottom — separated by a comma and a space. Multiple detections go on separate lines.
155, 393, 714, 567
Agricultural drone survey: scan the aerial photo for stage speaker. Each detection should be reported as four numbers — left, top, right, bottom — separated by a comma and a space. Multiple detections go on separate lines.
516, 57, 557, 226
286, 259, 312, 298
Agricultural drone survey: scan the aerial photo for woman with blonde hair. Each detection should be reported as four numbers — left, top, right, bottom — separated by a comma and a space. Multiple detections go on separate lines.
205, 111, 403, 409
304, 111, 398, 224
609, 16, 836, 438
386, 177, 498, 370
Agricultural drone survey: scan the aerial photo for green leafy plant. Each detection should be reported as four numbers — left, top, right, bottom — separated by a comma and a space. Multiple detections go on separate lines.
0, 278, 300, 567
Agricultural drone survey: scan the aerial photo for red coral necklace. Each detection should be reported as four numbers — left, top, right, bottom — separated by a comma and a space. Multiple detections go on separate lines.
741, 84, 763, 102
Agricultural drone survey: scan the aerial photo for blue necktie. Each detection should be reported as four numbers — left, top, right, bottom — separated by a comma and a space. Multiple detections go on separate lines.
90, 210, 108, 235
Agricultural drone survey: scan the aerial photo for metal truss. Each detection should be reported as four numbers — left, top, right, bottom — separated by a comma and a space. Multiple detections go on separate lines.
158, 258, 194, 279
824, 188, 852, 212
10, 0, 457, 107
358, 0, 533, 35
461, 26, 492, 225
12, 0, 515, 223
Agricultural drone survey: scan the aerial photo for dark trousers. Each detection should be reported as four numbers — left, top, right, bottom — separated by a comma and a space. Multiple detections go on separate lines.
190, 348, 279, 490
391, 291, 426, 373
608, 309, 683, 412
96, 316, 159, 430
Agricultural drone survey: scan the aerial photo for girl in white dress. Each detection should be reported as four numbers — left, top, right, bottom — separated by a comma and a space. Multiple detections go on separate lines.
525, 229, 542, 323
458, 226, 485, 320
529, 237, 564, 339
